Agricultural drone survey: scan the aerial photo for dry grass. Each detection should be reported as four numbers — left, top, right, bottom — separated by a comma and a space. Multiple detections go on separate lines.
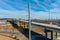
0, 22, 28, 40
0, 33, 28, 40
0, 33, 14, 40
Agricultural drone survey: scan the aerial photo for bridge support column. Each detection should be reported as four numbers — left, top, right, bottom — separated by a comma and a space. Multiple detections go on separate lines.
44, 29, 54, 40
51, 31, 53, 40
45, 30, 47, 38
44, 29, 48, 38
56, 32, 57, 39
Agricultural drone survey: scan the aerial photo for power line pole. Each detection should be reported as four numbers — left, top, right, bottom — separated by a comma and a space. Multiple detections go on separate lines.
48, 0, 51, 24
28, 0, 31, 40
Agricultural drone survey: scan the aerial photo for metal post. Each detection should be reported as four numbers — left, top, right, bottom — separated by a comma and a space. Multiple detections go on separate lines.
24, 22, 25, 28
19, 19, 21, 27
28, 0, 31, 40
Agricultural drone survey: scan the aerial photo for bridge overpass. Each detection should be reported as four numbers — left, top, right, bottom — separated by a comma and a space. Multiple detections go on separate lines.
3, 19, 60, 40
19, 20, 60, 40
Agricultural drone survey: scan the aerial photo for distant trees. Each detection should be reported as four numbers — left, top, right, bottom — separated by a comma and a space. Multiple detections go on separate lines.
31, 19, 59, 25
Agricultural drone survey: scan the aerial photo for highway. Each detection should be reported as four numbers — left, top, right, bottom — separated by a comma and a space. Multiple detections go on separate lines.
20, 21, 60, 40
23, 21, 60, 32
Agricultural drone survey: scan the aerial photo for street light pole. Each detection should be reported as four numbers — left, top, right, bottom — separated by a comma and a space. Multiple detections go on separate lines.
28, 0, 31, 40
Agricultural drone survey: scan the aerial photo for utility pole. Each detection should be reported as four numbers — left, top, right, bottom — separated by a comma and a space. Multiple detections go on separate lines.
48, 0, 52, 24
28, 0, 31, 40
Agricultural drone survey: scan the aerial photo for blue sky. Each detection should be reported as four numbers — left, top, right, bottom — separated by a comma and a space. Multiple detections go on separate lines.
0, 0, 60, 19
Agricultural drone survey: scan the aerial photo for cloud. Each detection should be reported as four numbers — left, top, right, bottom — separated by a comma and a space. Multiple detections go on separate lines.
30, 10, 49, 19
0, 0, 27, 10
31, 0, 48, 11
31, 0, 56, 11
0, 0, 60, 19
0, 9, 28, 18
0, 0, 16, 10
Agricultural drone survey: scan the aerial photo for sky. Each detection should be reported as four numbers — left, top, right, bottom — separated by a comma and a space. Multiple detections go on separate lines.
0, 0, 60, 20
